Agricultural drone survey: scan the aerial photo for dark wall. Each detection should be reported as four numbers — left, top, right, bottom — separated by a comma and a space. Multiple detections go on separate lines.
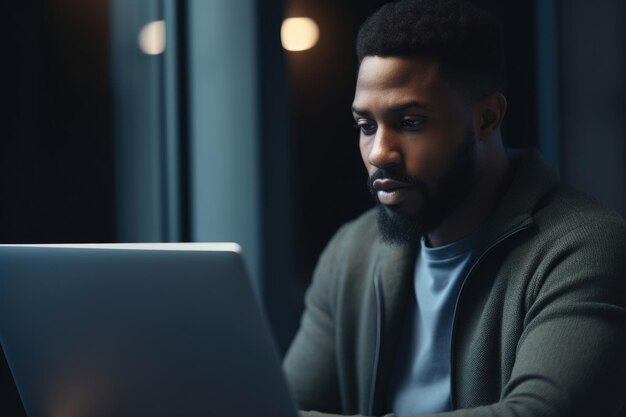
2, 0, 114, 245
560, 0, 625, 215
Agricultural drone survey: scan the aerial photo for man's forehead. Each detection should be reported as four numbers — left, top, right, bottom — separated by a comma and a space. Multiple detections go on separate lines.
353, 56, 444, 109
356, 56, 441, 90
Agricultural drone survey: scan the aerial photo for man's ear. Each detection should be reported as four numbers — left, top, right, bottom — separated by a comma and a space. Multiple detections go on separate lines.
476, 92, 507, 139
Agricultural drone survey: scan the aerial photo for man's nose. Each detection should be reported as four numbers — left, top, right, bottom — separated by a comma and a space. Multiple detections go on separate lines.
367, 127, 402, 168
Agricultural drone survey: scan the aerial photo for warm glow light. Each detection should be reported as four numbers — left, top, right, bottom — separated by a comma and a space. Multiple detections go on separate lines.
281, 17, 319, 52
138, 20, 166, 55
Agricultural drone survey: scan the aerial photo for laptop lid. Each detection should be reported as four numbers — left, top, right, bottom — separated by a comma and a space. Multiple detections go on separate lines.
0, 243, 299, 417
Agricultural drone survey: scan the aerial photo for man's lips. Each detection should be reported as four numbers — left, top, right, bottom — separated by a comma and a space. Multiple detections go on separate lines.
372, 179, 413, 191
372, 179, 414, 206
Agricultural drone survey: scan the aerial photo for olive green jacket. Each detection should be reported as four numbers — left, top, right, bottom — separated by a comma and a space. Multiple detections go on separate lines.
284, 150, 626, 417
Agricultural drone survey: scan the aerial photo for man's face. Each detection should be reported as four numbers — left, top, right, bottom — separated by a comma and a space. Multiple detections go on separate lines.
352, 56, 478, 245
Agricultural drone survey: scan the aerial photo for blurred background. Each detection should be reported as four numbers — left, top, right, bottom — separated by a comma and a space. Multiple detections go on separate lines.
2, 0, 624, 414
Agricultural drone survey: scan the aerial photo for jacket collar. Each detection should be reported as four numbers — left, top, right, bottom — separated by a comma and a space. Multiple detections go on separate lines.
480, 149, 560, 247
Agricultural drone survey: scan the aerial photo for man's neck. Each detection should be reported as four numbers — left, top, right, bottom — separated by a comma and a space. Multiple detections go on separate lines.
426, 151, 511, 248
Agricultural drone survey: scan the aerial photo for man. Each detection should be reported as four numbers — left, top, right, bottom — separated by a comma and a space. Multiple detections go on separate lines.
283, 1, 626, 416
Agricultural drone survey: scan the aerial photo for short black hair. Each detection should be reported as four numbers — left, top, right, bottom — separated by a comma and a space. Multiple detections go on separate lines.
356, 0, 505, 99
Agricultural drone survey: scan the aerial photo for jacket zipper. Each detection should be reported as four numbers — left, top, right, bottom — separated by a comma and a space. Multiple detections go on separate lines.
369, 268, 384, 415
448, 222, 531, 409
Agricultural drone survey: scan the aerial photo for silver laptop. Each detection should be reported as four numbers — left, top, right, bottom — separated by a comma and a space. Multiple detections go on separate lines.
0, 243, 299, 417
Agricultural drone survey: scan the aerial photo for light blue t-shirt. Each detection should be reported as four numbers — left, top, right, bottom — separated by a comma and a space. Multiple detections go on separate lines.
389, 228, 483, 416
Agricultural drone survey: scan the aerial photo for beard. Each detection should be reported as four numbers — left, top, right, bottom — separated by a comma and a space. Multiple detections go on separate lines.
367, 129, 477, 246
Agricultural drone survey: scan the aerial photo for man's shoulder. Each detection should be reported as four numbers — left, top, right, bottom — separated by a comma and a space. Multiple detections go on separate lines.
533, 182, 626, 242
313, 208, 382, 277
323, 207, 389, 259
520, 183, 626, 286
505, 149, 625, 241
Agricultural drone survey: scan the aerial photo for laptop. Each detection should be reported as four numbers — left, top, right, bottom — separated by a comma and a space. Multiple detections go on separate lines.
0, 243, 299, 417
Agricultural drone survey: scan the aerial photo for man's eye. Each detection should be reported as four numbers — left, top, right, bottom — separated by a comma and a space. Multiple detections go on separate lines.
354, 121, 377, 135
400, 118, 425, 130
